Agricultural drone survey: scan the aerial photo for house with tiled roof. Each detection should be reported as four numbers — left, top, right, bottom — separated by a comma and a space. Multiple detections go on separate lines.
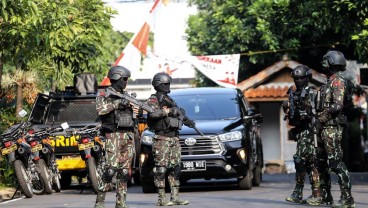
237, 57, 327, 172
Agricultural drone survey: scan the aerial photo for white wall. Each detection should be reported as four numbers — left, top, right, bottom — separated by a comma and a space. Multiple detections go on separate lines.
258, 102, 281, 163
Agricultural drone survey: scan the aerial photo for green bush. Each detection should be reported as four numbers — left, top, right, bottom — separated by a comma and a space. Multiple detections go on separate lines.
0, 155, 15, 187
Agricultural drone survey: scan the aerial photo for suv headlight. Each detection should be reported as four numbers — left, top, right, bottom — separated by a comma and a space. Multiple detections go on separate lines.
142, 135, 153, 145
218, 131, 243, 142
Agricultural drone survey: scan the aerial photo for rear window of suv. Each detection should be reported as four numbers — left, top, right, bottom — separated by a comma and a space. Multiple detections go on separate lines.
172, 94, 240, 120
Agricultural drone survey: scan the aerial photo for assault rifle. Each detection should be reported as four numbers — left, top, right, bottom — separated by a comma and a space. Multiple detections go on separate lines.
310, 90, 319, 151
105, 88, 155, 113
284, 87, 295, 121
161, 95, 204, 137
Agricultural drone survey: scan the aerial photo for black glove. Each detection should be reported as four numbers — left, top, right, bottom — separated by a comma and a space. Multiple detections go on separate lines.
169, 107, 180, 116
113, 99, 129, 109
183, 119, 195, 128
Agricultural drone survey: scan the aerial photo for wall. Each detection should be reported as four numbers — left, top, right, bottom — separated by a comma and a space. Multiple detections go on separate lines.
258, 102, 281, 162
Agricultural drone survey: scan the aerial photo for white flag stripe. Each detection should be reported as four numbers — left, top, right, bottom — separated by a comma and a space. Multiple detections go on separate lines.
114, 0, 163, 76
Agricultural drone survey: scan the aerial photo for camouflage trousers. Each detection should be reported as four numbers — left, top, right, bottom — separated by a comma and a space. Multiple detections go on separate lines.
293, 129, 321, 190
98, 131, 134, 194
321, 126, 351, 190
153, 135, 181, 188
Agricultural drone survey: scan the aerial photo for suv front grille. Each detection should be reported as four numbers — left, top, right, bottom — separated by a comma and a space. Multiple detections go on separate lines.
179, 136, 223, 156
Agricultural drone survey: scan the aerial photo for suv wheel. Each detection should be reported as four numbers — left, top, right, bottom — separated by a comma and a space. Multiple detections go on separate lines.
141, 179, 156, 193
252, 165, 261, 186
238, 169, 252, 190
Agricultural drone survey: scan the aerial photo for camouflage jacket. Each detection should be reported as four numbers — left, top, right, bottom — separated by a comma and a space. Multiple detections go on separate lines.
96, 87, 134, 131
318, 72, 346, 124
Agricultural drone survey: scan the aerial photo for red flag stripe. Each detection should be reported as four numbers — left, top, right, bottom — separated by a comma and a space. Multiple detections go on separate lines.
113, 52, 125, 66
150, 0, 161, 13
132, 23, 150, 55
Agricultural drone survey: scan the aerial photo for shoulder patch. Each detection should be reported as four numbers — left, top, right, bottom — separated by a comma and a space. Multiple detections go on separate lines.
98, 90, 106, 97
332, 80, 341, 87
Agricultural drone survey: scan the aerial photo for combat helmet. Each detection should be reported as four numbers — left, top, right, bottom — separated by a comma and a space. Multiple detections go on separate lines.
107, 66, 131, 81
152, 72, 172, 93
108, 66, 131, 91
291, 65, 312, 89
321, 50, 346, 71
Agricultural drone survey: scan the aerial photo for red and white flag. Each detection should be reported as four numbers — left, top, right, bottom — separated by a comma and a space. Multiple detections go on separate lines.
113, 0, 168, 75
189, 54, 240, 88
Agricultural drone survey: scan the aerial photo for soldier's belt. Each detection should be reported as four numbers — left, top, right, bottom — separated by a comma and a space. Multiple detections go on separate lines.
154, 135, 179, 141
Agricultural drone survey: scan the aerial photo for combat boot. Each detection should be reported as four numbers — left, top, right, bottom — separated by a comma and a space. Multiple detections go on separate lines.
285, 184, 303, 203
94, 191, 106, 208
332, 189, 355, 208
157, 188, 174, 206
115, 192, 128, 208
306, 187, 322, 206
170, 187, 189, 205
321, 187, 334, 205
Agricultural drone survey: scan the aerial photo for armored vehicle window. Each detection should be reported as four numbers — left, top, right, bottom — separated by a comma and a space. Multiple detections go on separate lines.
45, 99, 99, 125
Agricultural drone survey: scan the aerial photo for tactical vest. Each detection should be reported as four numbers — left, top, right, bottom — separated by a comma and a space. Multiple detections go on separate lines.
288, 87, 314, 127
100, 96, 134, 132
147, 93, 182, 133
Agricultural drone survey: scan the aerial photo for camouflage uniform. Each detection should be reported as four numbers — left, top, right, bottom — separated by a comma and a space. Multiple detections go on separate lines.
147, 92, 189, 206
94, 87, 135, 208
283, 86, 323, 205
318, 72, 355, 207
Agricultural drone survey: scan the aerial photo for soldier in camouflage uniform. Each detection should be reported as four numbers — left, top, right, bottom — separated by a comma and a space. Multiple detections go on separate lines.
316, 50, 355, 208
282, 65, 323, 206
94, 66, 135, 208
147, 72, 193, 206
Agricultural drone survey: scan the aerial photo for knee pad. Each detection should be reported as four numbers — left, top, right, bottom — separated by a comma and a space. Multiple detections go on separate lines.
168, 165, 181, 180
153, 166, 167, 180
116, 168, 130, 182
102, 166, 116, 183
294, 157, 306, 172
329, 159, 340, 172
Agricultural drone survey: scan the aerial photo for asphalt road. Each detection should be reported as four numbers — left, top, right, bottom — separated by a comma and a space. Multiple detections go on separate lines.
1, 173, 367, 208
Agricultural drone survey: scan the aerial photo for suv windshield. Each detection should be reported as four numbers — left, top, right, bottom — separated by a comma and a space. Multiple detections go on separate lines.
172, 94, 240, 120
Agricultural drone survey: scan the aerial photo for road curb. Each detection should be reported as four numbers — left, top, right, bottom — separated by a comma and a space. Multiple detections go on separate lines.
0, 190, 22, 202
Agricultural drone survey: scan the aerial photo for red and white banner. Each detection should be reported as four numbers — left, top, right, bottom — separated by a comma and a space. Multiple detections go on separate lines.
113, 0, 167, 75
190, 54, 240, 88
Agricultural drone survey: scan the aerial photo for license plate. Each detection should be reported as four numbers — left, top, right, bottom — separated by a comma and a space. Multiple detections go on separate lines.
78, 141, 94, 150
181, 160, 206, 172
1, 144, 17, 155
31, 144, 42, 152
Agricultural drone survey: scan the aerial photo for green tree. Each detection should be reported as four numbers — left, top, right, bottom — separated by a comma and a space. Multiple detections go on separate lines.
0, 0, 41, 116
187, 0, 368, 85
36, 0, 116, 90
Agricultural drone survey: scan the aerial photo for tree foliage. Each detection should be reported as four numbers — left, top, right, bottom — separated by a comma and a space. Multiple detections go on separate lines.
187, 0, 368, 84
0, 0, 133, 121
